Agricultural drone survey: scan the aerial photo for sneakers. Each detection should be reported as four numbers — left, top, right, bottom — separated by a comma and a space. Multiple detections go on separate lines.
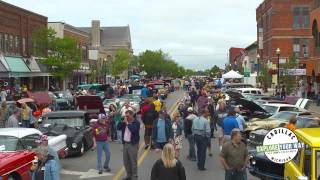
98, 170, 102, 174
105, 167, 111, 172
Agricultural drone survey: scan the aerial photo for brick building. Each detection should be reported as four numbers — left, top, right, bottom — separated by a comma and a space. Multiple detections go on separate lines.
48, 22, 91, 89
311, 0, 320, 80
0, 1, 49, 91
256, 0, 313, 84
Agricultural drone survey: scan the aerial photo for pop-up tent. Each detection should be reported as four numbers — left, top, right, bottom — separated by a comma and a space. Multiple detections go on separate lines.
222, 70, 243, 79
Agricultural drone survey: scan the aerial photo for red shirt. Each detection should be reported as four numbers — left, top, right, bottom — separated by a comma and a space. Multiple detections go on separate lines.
92, 122, 109, 141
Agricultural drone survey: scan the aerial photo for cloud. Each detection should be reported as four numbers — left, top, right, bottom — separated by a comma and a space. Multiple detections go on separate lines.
4, 0, 262, 70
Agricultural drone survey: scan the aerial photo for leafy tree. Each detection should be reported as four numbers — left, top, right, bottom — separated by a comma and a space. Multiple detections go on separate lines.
281, 55, 298, 95
111, 49, 131, 77
32, 27, 82, 79
208, 65, 220, 77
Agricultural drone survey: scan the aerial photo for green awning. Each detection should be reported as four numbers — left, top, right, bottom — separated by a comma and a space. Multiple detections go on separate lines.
5, 56, 30, 72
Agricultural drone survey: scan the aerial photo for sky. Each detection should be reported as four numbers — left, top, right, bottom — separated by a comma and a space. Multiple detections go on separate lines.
5, 0, 262, 70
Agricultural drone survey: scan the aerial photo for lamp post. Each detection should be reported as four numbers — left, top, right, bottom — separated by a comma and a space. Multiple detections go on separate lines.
276, 48, 281, 85
256, 54, 260, 76
103, 58, 107, 84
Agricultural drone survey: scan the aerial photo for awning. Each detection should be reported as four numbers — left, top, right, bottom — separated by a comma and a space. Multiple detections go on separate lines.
0, 72, 51, 78
24, 57, 41, 72
4, 56, 30, 72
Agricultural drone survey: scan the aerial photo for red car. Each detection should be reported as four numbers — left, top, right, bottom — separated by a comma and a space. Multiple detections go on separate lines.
0, 151, 35, 180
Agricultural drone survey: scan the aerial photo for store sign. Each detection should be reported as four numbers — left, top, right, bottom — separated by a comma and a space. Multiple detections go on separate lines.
287, 69, 306, 76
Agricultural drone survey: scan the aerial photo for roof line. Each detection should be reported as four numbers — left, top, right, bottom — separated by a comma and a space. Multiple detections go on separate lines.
0, 0, 47, 19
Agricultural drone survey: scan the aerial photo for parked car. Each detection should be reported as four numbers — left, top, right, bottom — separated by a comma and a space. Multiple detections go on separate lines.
0, 128, 67, 158
40, 111, 94, 156
260, 103, 305, 115
234, 88, 263, 95
48, 91, 73, 110
103, 94, 141, 114
245, 111, 312, 135
221, 83, 254, 92
249, 128, 320, 180
75, 95, 105, 114
232, 98, 271, 121
248, 115, 320, 148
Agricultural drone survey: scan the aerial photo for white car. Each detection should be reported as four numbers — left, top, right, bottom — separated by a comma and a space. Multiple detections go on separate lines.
235, 88, 263, 95
0, 128, 67, 158
261, 103, 307, 115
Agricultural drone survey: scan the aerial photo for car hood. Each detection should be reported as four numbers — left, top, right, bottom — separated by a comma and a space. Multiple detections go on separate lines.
246, 119, 285, 131
0, 151, 35, 166
234, 98, 268, 113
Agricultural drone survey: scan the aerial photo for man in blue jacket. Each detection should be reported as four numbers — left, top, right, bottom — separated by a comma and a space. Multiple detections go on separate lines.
117, 110, 140, 180
152, 109, 173, 150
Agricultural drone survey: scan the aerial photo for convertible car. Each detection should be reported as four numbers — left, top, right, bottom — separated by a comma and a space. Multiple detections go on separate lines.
40, 111, 94, 156
0, 128, 67, 180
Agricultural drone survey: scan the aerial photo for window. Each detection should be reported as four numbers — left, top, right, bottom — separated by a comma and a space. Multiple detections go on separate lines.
22, 38, 26, 55
302, 8, 310, 28
316, 151, 320, 180
293, 39, 301, 57
4, 34, 8, 52
317, 0, 320, 8
9, 35, 13, 52
294, 149, 302, 165
0, 33, 3, 52
293, 7, 301, 29
303, 149, 311, 178
302, 39, 309, 58
20, 134, 40, 150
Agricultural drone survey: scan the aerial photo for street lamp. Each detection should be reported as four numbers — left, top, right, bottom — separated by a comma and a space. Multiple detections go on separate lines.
103, 58, 107, 84
276, 48, 281, 85
256, 54, 260, 76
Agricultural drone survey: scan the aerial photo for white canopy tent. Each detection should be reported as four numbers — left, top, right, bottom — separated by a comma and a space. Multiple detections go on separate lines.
222, 70, 243, 79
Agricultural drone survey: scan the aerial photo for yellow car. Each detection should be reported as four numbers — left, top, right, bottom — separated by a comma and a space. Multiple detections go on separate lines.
284, 128, 320, 180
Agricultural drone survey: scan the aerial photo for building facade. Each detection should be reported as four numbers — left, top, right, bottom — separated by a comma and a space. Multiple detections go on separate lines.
311, 0, 320, 81
0, 1, 49, 91
244, 41, 258, 74
79, 20, 133, 81
257, 0, 313, 84
48, 22, 91, 89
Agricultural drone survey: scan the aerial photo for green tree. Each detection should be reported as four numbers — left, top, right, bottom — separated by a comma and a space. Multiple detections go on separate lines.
32, 27, 82, 79
281, 55, 298, 95
208, 65, 220, 77
111, 49, 131, 77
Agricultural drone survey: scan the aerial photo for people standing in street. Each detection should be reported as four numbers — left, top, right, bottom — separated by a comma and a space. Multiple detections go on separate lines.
30, 145, 60, 180
192, 109, 211, 171
0, 102, 9, 128
196, 91, 209, 114
6, 109, 20, 128
114, 99, 123, 143
0, 88, 7, 102
234, 107, 245, 132
152, 110, 173, 151
189, 88, 198, 107
118, 110, 140, 180
92, 114, 111, 174
184, 107, 197, 161
153, 96, 162, 113
214, 100, 228, 151
172, 112, 183, 158
222, 108, 239, 143
21, 103, 32, 128
109, 104, 118, 141
141, 85, 149, 100
151, 143, 186, 180
220, 129, 249, 180
280, 85, 286, 100
141, 98, 158, 149
37, 135, 60, 171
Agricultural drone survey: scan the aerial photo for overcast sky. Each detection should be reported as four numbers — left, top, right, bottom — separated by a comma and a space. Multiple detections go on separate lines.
5, 0, 261, 70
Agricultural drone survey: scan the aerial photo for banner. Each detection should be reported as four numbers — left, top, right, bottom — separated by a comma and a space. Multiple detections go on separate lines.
286, 69, 306, 76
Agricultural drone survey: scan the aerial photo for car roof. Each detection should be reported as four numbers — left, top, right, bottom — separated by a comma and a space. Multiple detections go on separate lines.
236, 88, 262, 91
295, 128, 320, 147
263, 103, 296, 107
43, 110, 87, 118
0, 128, 41, 138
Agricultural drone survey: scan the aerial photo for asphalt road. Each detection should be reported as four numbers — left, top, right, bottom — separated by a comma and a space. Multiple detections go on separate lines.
60, 90, 259, 180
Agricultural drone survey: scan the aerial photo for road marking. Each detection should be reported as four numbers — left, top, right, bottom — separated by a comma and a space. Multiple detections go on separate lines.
61, 168, 113, 179
112, 96, 182, 180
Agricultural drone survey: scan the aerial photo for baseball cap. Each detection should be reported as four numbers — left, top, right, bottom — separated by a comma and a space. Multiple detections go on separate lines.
98, 113, 107, 120
187, 107, 193, 112
36, 135, 48, 143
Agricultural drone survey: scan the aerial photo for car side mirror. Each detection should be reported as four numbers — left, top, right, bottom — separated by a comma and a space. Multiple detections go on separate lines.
298, 176, 308, 180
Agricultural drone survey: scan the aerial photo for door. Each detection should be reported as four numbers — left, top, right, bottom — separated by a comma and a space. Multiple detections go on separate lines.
284, 149, 304, 180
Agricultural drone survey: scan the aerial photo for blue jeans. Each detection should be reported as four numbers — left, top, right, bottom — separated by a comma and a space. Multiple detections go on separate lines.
22, 120, 30, 128
225, 169, 246, 180
156, 142, 167, 150
96, 141, 110, 170
187, 134, 196, 160
194, 134, 207, 169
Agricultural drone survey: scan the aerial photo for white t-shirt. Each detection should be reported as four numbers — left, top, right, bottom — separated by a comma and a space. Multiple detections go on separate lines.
0, 90, 7, 102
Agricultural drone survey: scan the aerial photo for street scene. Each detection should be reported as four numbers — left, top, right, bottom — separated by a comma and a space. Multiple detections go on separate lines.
1, 0, 320, 180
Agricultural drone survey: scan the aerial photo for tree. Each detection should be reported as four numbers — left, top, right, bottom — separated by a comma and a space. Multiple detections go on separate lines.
281, 55, 298, 95
208, 65, 220, 77
32, 27, 82, 79
111, 49, 131, 77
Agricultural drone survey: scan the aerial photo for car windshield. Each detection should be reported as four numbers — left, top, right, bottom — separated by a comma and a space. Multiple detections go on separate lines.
0, 136, 18, 151
269, 112, 296, 121
45, 117, 84, 127
262, 105, 278, 114
296, 117, 319, 128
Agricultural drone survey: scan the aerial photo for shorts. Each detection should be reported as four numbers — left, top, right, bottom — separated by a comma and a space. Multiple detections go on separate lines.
144, 127, 152, 137
217, 126, 224, 138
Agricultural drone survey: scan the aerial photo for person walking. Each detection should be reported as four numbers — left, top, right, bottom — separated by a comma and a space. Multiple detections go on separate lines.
196, 91, 209, 114
152, 110, 173, 150
6, 109, 20, 128
0, 102, 9, 128
214, 100, 228, 151
220, 129, 249, 180
184, 107, 197, 161
114, 99, 123, 143
172, 112, 183, 158
141, 98, 158, 149
118, 110, 140, 180
109, 104, 118, 141
222, 108, 239, 143
234, 107, 245, 132
92, 114, 111, 174
153, 96, 162, 113
30, 145, 60, 180
189, 88, 198, 107
192, 109, 211, 171
21, 103, 32, 128
151, 143, 186, 180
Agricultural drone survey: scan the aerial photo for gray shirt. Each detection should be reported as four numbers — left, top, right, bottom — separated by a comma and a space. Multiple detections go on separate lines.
6, 114, 19, 128
192, 116, 211, 137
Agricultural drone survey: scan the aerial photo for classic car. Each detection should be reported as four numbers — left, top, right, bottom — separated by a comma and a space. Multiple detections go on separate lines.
77, 84, 110, 98
0, 127, 68, 180
0, 128, 67, 158
103, 94, 141, 114
248, 115, 319, 149
232, 98, 271, 121
0, 150, 35, 180
260, 103, 305, 115
75, 95, 105, 114
40, 111, 94, 156
147, 80, 169, 99
249, 128, 320, 180
221, 83, 254, 92
48, 91, 73, 110
245, 111, 312, 134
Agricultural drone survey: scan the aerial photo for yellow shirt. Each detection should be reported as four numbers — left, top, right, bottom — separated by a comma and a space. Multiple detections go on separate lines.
153, 100, 162, 112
